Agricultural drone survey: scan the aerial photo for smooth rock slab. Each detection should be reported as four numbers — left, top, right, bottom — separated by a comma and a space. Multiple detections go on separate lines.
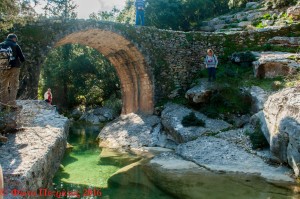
252, 52, 300, 78
161, 103, 231, 143
144, 152, 296, 199
176, 136, 294, 182
98, 113, 167, 150
0, 100, 69, 199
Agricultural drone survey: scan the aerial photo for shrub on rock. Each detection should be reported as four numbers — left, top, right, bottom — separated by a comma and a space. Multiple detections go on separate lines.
182, 112, 205, 127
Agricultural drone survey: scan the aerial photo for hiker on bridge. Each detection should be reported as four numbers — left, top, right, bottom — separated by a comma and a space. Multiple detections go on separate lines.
0, 34, 25, 106
135, 0, 145, 26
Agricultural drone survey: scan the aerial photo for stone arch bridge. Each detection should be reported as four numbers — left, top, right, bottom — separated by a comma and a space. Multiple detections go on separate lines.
5, 20, 298, 114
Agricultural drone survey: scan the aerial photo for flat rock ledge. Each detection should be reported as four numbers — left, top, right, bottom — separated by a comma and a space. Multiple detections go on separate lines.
176, 136, 294, 183
161, 103, 231, 143
0, 100, 69, 199
144, 152, 297, 199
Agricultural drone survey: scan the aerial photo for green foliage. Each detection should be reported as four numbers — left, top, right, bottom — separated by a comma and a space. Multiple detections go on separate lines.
0, 0, 37, 30
198, 86, 252, 118
228, 0, 249, 9
248, 124, 269, 150
116, 0, 135, 24
39, 44, 121, 110
89, 6, 120, 22
288, 55, 300, 62
265, 0, 298, 9
232, 51, 257, 63
43, 0, 78, 21
117, 0, 231, 31
102, 94, 122, 116
262, 13, 272, 20
182, 112, 205, 127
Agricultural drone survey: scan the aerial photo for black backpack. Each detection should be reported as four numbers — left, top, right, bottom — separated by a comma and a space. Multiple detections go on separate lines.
0, 44, 14, 69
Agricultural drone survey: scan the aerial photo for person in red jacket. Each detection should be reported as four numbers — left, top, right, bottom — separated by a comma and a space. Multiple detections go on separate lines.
44, 88, 53, 104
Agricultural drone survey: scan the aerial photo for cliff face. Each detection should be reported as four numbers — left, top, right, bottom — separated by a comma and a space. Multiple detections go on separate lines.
255, 87, 300, 176
0, 100, 69, 199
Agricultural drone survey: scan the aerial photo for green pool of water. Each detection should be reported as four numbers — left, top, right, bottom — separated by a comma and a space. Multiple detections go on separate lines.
53, 122, 173, 199
53, 122, 300, 199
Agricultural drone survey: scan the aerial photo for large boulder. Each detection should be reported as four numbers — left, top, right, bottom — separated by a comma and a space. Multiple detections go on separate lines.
176, 136, 294, 182
98, 113, 171, 150
185, 79, 217, 103
254, 87, 300, 176
252, 52, 300, 78
161, 103, 231, 143
247, 86, 269, 113
287, 4, 300, 20
70, 107, 84, 120
268, 37, 300, 47
79, 107, 117, 124
0, 100, 69, 197
93, 107, 116, 120
79, 112, 104, 124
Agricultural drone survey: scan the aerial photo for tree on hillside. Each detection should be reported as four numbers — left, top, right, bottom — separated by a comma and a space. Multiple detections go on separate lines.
115, 0, 231, 31
116, 0, 136, 24
40, 44, 121, 110
0, 0, 38, 30
43, 0, 77, 21
89, 6, 120, 22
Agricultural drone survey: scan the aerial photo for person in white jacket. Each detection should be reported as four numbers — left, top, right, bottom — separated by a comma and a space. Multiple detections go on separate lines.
204, 49, 218, 82
44, 88, 52, 104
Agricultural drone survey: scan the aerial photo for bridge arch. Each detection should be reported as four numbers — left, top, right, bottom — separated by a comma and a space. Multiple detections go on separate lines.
54, 29, 154, 115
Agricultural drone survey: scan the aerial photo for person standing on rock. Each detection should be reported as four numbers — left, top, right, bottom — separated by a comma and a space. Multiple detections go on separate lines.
204, 49, 218, 82
0, 34, 25, 106
135, 0, 145, 26
44, 88, 53, 104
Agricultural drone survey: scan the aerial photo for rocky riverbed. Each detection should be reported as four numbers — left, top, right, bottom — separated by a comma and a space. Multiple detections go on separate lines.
98, 86, 300, 198
0, 100, 69, 199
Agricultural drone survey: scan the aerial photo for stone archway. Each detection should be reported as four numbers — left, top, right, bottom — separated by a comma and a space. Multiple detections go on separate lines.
55, 29, 154, 115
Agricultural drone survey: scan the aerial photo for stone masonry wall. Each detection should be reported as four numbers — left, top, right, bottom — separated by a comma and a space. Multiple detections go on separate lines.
1, 20, 299, 105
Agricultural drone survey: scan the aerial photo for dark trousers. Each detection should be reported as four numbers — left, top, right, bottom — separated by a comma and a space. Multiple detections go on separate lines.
208, 67, 216, 81
136, 9, 145, 26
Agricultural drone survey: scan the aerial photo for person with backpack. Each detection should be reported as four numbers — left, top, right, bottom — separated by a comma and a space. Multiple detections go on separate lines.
204, 49, 218, 82
135, 0, 145, 26
0, 34, 25, 106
